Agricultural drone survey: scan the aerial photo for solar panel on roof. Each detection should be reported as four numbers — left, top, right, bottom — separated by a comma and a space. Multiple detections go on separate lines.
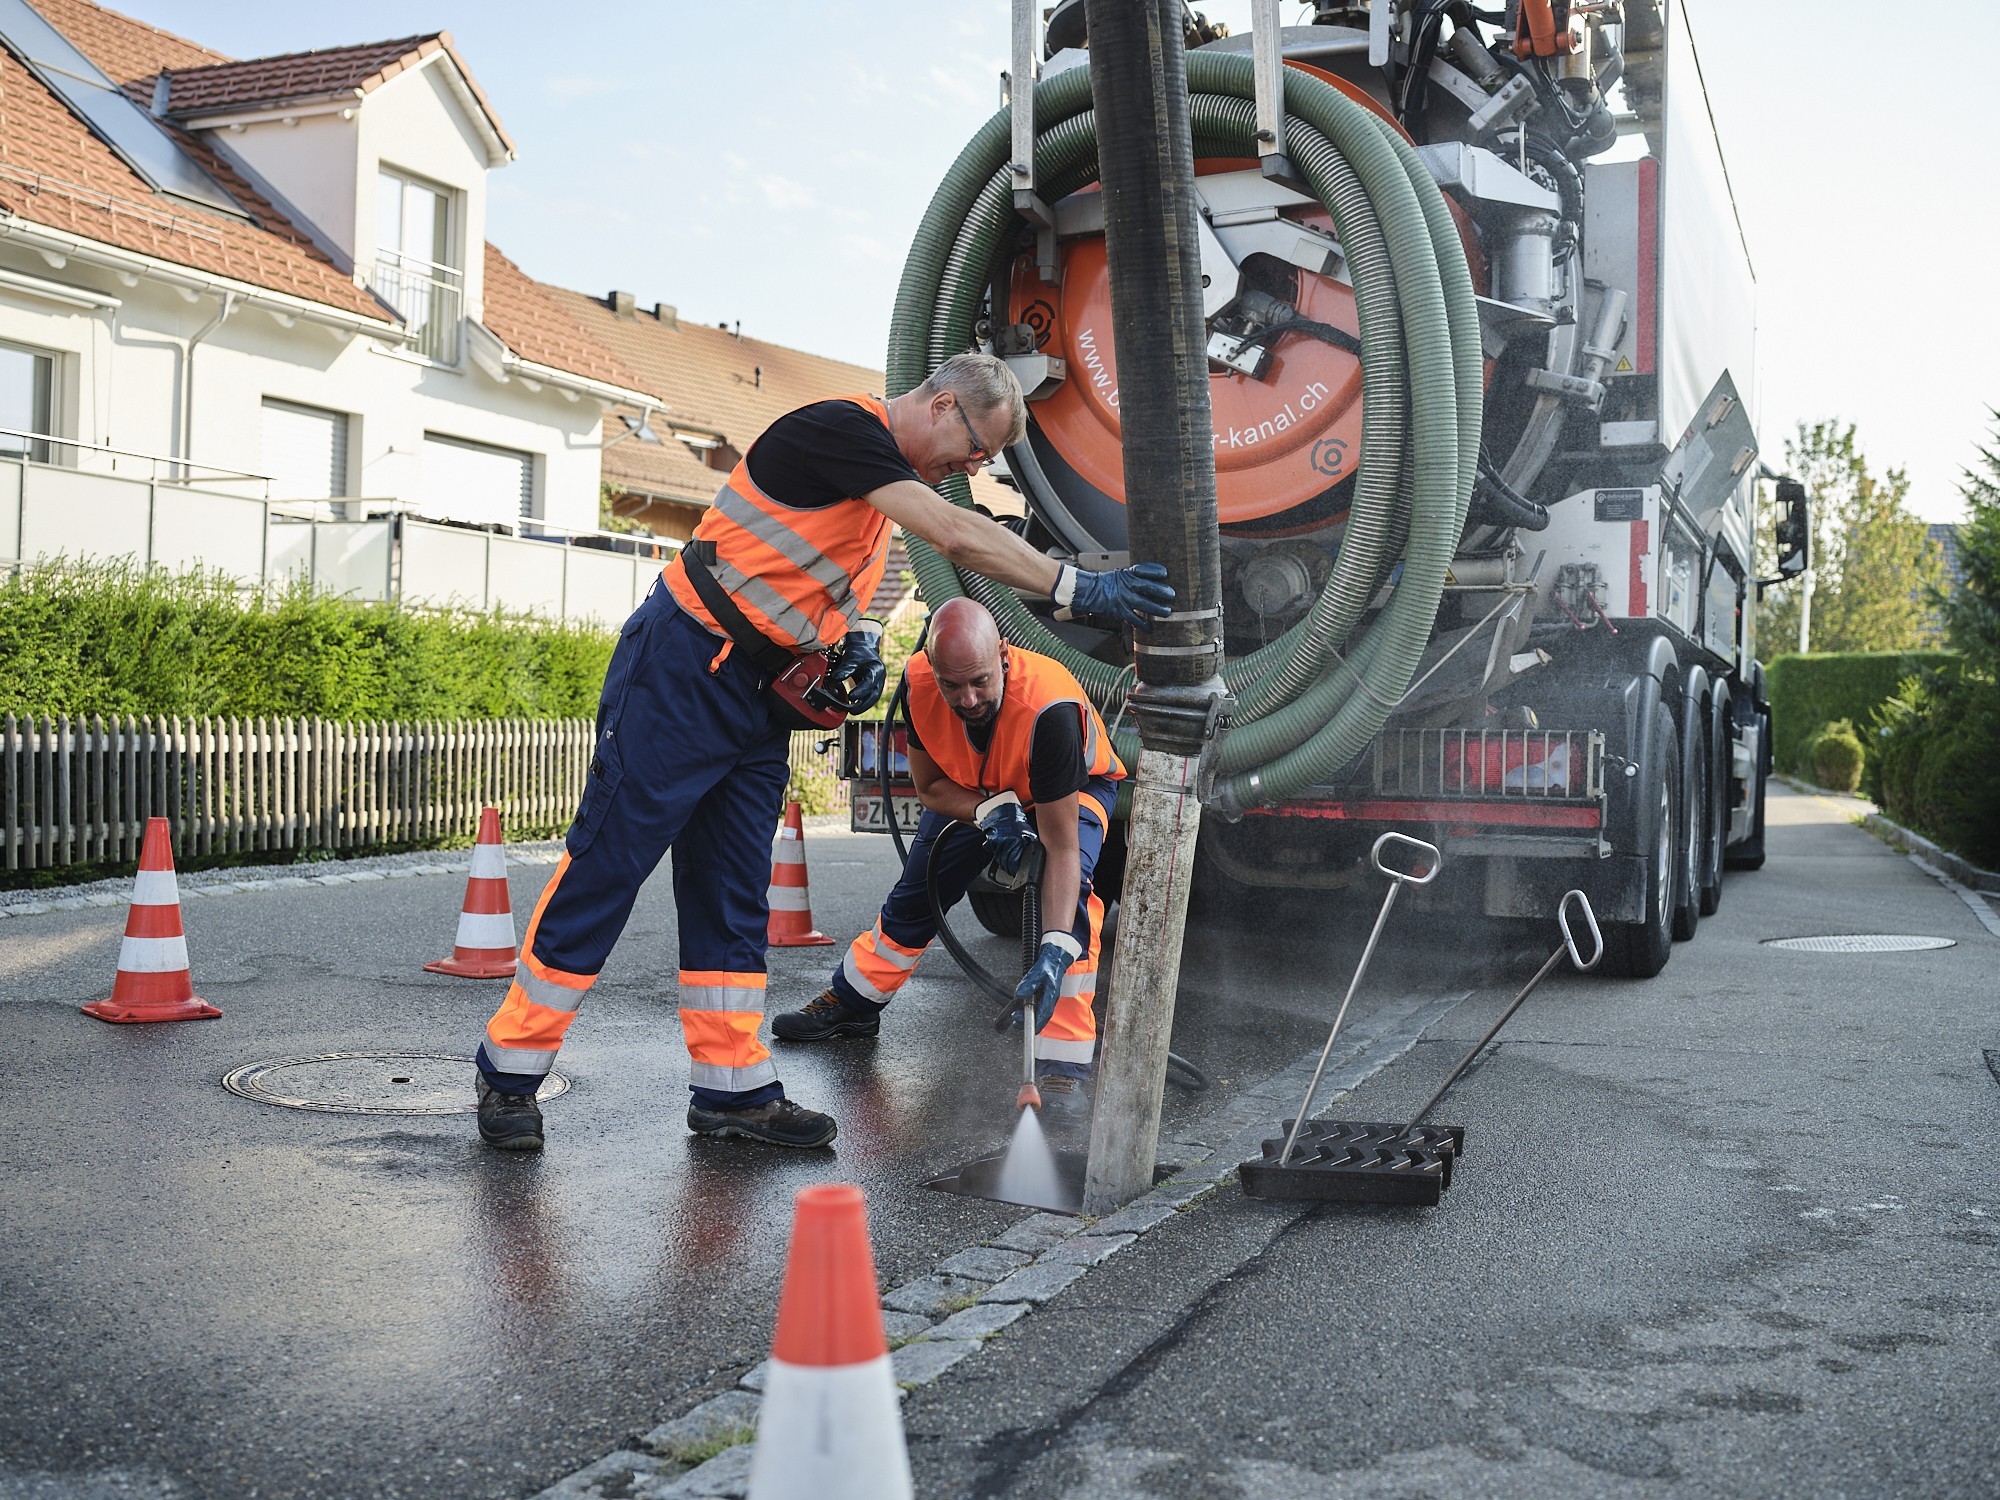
0, 0, 246, 220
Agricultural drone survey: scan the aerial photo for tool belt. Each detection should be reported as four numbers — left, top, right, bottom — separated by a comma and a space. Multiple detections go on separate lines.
682, 541, 845, 730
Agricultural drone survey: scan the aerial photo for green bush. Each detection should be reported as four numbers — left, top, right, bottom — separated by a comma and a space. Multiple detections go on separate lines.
0, 559, 614, 719
1867, 670, 2000, 868
1765, 650, 1958, 778
1805, 719, 1865, 793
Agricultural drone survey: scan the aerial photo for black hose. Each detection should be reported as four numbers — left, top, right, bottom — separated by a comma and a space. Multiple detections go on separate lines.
1471, 441, 1551, 531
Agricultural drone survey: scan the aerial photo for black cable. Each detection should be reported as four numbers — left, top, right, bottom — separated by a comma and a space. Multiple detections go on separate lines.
1471, 439, 1551, 531
1233, 315, 1363, 361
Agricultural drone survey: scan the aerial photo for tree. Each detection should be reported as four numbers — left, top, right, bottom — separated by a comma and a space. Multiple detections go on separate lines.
1937, 410, 2000, 677
1758, 420, 1944, 653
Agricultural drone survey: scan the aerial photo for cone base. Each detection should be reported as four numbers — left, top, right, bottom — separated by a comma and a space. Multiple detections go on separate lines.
424, 953, 518, 979
767, 930, 835, 947
82, 996, 222, 1024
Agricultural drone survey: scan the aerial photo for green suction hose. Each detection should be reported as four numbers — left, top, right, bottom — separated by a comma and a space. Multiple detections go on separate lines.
886, 51, 1481, 810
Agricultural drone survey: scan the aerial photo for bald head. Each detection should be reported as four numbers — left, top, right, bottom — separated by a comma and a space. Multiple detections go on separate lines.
928, 598, 1006, 725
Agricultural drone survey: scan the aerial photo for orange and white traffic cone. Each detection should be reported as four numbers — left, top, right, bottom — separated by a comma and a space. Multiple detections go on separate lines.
425, 807, 517, 979
766, 800, 834, 947
746, 1184, 913, 1500
82, 818, 221, 1024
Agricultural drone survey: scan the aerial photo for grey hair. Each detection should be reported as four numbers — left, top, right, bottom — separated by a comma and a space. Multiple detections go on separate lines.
920, 352, 1028, 448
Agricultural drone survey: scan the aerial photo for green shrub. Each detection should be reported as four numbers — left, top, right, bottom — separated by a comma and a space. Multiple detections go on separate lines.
1806, 718, 1864, 793
0, 559, 614, 719
1868, 670, 2000, 868
1766, 650, 1958, 778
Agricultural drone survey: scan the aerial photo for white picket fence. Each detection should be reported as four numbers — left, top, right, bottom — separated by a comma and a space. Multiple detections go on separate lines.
1, 714, 849, 873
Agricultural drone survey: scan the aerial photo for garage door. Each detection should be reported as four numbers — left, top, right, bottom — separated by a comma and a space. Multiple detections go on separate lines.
421, 433, 533, 527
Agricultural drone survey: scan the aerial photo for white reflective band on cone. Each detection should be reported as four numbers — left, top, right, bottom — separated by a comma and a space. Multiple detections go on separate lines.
766, 886, 811, 911
772, 841, 806, 865
130, 870, 179, 906
469, 844, 508, 880
746, 1354, 912, 1500
117, 934, 189, 974
454, 912, 517, 950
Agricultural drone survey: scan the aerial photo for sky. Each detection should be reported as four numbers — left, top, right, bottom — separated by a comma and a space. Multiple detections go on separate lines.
130, 0, 1996, 522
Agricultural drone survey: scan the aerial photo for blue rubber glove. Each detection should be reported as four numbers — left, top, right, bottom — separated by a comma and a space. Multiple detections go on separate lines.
824, 626, 886, 714
1015, 933, 1082, 1031
975, 792, 1037, 878
1062, 561, 1175, 628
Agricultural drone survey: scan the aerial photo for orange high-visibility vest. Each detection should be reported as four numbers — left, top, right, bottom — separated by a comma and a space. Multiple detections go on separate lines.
905, 642, 1124, 823
664, 393, 896, 652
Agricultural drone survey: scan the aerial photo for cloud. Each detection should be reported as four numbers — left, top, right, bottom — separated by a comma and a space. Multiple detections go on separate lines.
758, 174, 817, 210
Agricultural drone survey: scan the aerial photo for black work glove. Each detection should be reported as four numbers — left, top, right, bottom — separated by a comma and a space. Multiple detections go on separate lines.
1014, 932, 1082, 1031
824, 623, 886, 715
1060, 561, 1175, 628
975, 792, 1037, 878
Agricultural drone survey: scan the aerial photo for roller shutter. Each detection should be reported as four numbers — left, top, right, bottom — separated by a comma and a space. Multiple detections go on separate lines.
260, 398, 348, 501
421, 433, 534, 526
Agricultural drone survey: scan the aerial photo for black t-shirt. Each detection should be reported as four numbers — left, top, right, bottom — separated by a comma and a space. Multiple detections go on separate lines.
906, 702, 1089, 807
743, 399, 920, 508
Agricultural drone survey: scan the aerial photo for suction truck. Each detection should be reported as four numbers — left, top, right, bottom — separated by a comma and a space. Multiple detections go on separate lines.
850, 0, 1811, 977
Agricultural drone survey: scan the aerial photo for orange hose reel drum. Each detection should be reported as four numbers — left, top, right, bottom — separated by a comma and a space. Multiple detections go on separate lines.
1007, 63, 1487, 545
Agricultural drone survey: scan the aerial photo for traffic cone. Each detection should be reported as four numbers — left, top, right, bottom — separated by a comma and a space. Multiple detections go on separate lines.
425, 807, 517, 979
746, 1184, 913, 1500
82, 818, 221, 1024
766, 800, 834, 947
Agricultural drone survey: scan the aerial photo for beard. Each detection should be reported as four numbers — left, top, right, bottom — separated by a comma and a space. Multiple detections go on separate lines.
952, 700, 999, 727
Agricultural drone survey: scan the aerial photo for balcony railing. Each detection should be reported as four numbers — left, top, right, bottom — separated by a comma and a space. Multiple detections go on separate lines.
371, 251, 463, 364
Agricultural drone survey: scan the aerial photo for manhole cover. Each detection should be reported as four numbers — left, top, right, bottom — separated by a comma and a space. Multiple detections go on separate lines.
222, 1052, 570, 1115
1763, 934, 1956, 953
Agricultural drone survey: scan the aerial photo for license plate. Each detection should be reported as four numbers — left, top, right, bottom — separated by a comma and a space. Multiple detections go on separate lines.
850, 790, 923, 834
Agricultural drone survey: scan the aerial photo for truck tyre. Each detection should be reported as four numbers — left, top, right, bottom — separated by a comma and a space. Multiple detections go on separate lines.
1698, 723, 1726, 915
968, 887, 1025, 939
1605, 717, 1676, 978
1724, 710, 1770, 871
1672, 724, 1703, 941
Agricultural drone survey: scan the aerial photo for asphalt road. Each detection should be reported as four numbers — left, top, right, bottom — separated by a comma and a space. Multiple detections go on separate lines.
904, 787, 2000, 1498
0, 810, 1475, 1500
2, 787, 1993, 1498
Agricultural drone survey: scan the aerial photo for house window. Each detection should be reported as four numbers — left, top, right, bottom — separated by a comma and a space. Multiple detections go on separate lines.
375, 168, 461, 363
421, 433, 534, 528
0, 343, 54, 462
260, 398, 350, 503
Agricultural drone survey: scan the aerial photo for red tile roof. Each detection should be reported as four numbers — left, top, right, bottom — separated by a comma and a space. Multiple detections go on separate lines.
27, 0, 222, 85
480, 246, 655, 400
160, 32, 515, 157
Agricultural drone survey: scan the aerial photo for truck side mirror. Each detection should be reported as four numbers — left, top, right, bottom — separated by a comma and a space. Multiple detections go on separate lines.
1773, 477, 1810, 578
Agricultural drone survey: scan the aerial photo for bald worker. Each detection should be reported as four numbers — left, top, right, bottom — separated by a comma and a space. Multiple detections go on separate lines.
772, 598, 1125, 1104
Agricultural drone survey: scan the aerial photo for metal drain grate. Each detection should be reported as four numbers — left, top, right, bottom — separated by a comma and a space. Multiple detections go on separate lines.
1763, 934, 1956, 953
223, 1052, 570, 1115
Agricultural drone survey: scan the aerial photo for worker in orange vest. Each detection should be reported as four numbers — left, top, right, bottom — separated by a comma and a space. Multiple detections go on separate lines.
772, 598, 1124, 1113
473, 354, 1171, 1151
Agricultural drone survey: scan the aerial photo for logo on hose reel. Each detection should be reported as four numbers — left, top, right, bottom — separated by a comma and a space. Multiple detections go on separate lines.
1309, 437, 1349, 478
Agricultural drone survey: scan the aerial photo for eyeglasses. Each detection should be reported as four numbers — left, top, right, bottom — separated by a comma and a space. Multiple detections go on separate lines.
950, 401, 994, 468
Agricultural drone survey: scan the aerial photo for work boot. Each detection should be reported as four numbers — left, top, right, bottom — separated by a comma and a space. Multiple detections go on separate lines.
687, 1096, 838, 1148
476, 1076, 544, 1151
771, 988, 882, 1043
1033, 1067, 1093, 1132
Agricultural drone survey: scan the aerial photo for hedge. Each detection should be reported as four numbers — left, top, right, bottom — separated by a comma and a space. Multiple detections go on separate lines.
0, 560, 615, 719
1764, 651, 1958, 779
1866, 669, 2000, 868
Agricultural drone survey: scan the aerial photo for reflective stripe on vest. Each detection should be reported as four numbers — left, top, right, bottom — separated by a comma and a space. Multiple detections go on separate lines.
904, 642, 1125, 808
664, 393, 896, 652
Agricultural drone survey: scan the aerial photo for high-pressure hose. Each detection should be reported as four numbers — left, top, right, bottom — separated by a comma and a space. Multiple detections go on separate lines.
885, 50, 1482, 812
880, 665, 1207, 1091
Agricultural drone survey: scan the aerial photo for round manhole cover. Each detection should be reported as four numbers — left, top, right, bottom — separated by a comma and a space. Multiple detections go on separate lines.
1763, 934, 1957, 953
222, 1052, 570, 1115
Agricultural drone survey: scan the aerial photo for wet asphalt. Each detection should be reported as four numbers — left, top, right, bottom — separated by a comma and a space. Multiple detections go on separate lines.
3, 789, 1993, 1498
903, 788, 2000, 1498
0, 812, 1476, 1500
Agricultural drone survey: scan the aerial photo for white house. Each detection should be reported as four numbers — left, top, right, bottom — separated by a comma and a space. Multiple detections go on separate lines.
0, 0, 665, 618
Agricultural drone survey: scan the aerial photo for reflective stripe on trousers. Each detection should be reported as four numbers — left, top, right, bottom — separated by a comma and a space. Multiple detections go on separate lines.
838, 920, 928, 1002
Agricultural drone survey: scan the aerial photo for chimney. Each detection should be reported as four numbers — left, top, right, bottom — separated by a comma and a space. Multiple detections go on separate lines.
609, 290, 636, 318
654, 303, 677, 328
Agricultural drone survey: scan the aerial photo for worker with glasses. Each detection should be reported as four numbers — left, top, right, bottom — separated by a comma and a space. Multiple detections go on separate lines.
473, 352, 1173, 1151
